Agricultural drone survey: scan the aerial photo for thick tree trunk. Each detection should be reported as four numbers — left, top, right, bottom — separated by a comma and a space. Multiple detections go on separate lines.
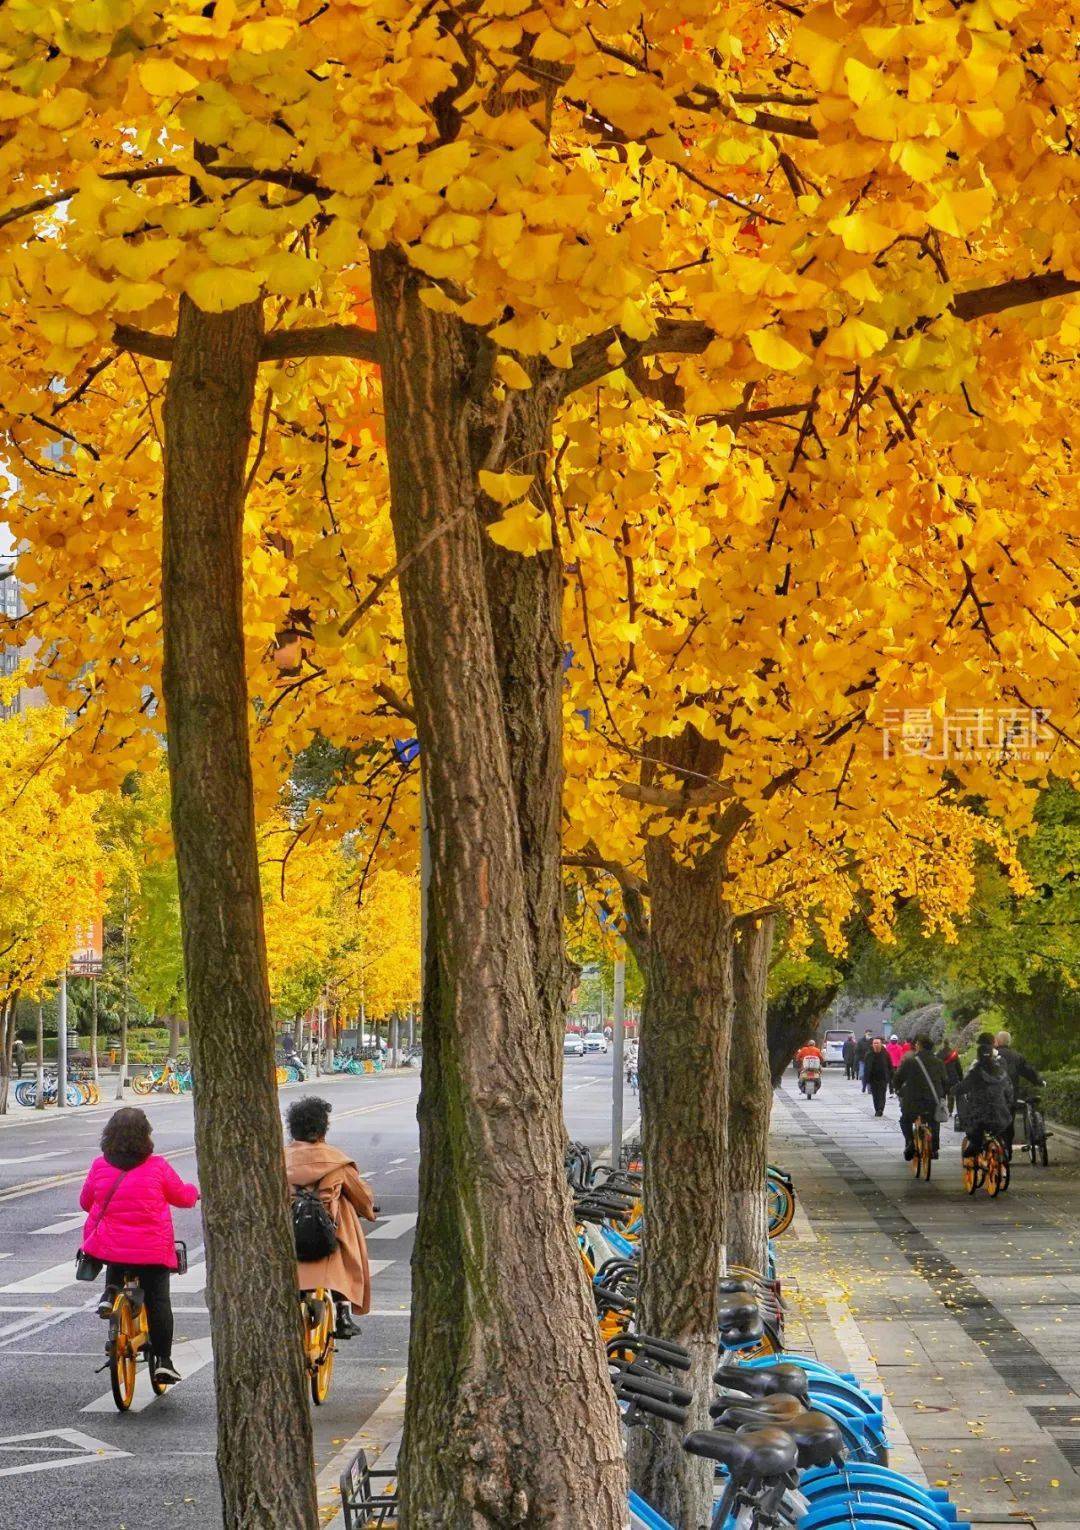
162, 294, 317, 1530
372, 247, 624, 1529
168, 1011, 181, 1060
727, 916, 776, 1275
631, 825, 735, 1527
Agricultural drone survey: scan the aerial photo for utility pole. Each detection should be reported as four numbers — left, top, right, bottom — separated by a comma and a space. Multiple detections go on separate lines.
116, 891, 129, 1100
35, 1002, 44, 1111
611, 956, 626, 1164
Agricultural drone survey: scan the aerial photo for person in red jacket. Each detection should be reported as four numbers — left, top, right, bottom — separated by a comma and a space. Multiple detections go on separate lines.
80, 1107, 199, 1389
794, 1042, 824, 1067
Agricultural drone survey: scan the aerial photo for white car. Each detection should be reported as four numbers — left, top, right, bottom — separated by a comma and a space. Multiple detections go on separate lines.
584, 1032, 608, 1054
563, 1032, 585, 1057
822, 1028, 854, 1067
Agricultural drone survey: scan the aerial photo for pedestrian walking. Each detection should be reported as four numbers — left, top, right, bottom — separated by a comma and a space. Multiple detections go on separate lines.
885, 1034, 909, 1069
12, 1036, 24, 1079
894, 1035, 947, 1159
855, 1029, 874, 1092
939, 1040, 962, 1114
80, 1106, 199, 1390
865, 1037, 893, 1117
842, 1035, 857, 1081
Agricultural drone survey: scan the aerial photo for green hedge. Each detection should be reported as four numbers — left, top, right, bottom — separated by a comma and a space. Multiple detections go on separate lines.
1042, 1068, 1080, 1131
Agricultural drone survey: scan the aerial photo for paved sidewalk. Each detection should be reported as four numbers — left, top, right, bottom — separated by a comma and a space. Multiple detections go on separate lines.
772, 1073, 1080, 1527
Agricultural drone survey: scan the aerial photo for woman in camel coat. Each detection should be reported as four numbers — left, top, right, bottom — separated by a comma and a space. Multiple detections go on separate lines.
284, 1096, 377, 1337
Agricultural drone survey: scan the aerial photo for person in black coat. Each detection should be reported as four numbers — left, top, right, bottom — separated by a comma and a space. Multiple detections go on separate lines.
894, 1035, 947, 1157
938, 1041, 962, 1113
854, 1029, 875, 1093
955, 1034, 1013, 1159
864, 1037, 893, 1117
993, 1030, 1043, 1157
842, 1036, 857, 1080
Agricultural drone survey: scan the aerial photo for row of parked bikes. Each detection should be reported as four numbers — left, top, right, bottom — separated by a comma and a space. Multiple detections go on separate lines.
342, 1140, 966, 1527
13, 1069, 101, 1107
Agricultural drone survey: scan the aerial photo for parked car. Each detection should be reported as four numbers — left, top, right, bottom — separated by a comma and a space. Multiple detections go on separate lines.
563, 1032, 585, 1057
583, 1032, 608, 1054
822, 1028, 855, 1067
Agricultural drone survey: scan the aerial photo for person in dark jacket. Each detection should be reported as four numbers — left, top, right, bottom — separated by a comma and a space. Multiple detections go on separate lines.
854, 1030, 875, 1092
864, 1037, 893, 1117
939, 1041, 962, 1113
994, 1030, 1043, 1158
955, 1033, 1013, 1161
894, 1035, 947, 1158
842, 1036, 857, 1080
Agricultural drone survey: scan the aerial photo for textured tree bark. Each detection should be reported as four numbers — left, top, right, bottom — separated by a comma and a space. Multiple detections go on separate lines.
727, 916, 776, 1275
162, 295, 318, 1530
767, 980, 840, 1083
0, 996, 13, 1113
372, 247, 625, 1529
168, 1011, 181, 1061
631, 802, 735, 1527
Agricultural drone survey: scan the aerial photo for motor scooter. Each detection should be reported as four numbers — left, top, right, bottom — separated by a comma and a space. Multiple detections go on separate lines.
799, 1054, 822, 1099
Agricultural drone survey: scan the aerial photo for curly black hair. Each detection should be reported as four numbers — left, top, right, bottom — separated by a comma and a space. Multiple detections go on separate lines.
287, 1095, 332, 1143
101, 1107, 154, 1169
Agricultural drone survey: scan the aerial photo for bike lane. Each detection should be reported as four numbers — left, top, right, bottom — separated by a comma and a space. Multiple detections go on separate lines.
773, 1072, 1080, 1527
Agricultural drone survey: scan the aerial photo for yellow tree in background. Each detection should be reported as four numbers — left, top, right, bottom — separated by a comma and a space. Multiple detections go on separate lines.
0, 698, 112, 1110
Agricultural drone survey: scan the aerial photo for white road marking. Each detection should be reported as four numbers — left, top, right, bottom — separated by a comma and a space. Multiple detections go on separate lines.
0, 1427, 128, 1478
82, 1336, 216, 1414
823, 1286, 926, 1485
368, 1214, 416, 1241
29, 1213, 84, 1236
368, 1259, 393, 1277
0, 1259, 79, 1295
0, 1151, 67, 1166
171, 1261, 206, 1294
388, 1157, 408, 1166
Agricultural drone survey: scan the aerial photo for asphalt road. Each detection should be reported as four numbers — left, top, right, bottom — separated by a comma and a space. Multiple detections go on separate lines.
0, 1056, 629, 1530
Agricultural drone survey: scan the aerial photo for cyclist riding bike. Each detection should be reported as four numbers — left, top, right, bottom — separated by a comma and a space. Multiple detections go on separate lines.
954, 1033, 1013, 1167
80, 1106, 199, 1391
893, 1034, 947, 1161
994, 1030, 1044, 1159
285, 1095, 377, 1339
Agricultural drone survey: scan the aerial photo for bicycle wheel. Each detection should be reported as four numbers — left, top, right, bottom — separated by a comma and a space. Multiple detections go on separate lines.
914, 1123, 932, 1182
168, 1075, 181, 1095
132, 1072, 154, 1097
768, 1178, 795, 1238
962, 1149, 978, 1195
309, 1294, 335, 1405
985, 1144, 1005, 1197
109, 1295, 139, 1411
13, 1080, 35, 1107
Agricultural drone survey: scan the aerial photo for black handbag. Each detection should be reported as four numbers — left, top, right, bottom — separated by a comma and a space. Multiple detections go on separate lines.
174, 1239, 188, 1276
74, 1168, 129, 1281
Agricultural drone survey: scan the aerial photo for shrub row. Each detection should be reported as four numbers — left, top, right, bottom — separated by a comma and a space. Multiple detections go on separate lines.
1041, 1068, 1080, 1131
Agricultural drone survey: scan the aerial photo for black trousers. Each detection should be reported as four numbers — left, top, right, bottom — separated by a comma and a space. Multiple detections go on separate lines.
105, 1263, 174, 1360
870, 1081, 888, 1115
900, 1112, 940, 1153
845, 1060, 857, 1080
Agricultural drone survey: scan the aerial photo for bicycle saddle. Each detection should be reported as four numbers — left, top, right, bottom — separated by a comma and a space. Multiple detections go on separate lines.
718, 1277, 756, 1296
710, 1394, 804, 1425
716, 1291, 762, 1328
683, 1426, 798, 1480
753, 1409, 844, 1469
713, 1363, 810, 1401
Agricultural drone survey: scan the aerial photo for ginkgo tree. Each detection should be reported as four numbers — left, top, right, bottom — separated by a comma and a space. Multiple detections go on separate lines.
0, 698, 112, 1111
1, 0, 1079, 1524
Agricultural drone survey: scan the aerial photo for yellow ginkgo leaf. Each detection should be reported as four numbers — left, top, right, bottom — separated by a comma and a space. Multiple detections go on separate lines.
478, 469, 534, 506
828, 212, 896, 254
138, 59, 200, 97
495, 355, 532, 390
820, 317, 888, 361
239, 17, 295, 52
926, 187, 996, 238
486, 507, 552, 557
183, 266, 262, 313
63, 270, 114, 316
749, 328, 809, 372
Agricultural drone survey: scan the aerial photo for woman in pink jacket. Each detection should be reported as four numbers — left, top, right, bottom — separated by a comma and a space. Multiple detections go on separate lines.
79, 1107, 199, 1389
